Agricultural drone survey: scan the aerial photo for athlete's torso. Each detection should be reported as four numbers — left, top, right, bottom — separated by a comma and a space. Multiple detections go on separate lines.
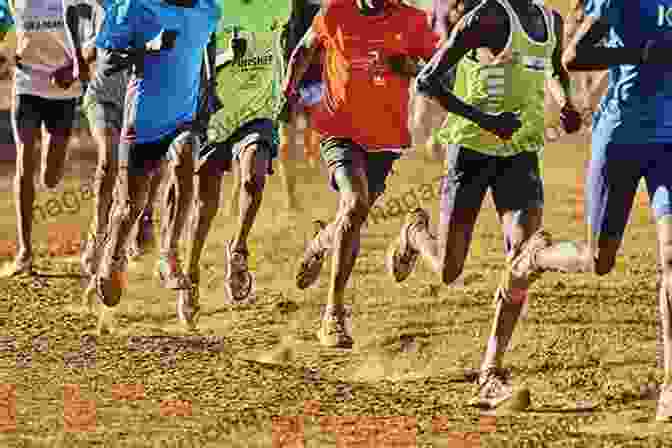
588, 0, 672, 144
10, 0, 82, 99
208, 0, 288, 144
95, 0, 220, 143
443, 0, 554, 156
312, 1, 439, 150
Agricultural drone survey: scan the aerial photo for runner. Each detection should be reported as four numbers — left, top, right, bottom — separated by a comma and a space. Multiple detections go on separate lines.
385, 0, 581, 407
493, 0, 672, 420
283, 0, 519, 348
274, 0, 323, 212
0, 0, 84, 276
183, 5, 284, 317
62, 0, 161, 281
85, 0, 221, 330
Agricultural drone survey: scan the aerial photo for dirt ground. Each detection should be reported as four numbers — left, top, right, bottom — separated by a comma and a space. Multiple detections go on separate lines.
3, 1, 672, 445
0, 123, 669, 447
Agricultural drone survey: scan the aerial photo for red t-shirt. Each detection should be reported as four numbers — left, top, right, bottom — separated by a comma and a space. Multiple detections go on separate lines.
311, 1, 439, 151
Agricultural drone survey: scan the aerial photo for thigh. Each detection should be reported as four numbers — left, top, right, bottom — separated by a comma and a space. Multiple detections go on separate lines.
86, 101, 123, 161
42, 97, 77, 138
230, 119, 278, 175
320, 136, 368, 195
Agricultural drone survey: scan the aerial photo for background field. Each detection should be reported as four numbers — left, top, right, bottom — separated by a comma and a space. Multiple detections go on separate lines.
2, 0, 672, 446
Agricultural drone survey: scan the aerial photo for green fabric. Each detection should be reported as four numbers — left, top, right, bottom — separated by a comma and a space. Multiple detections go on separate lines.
207, 0, 290, 143
440, 0, 555, 156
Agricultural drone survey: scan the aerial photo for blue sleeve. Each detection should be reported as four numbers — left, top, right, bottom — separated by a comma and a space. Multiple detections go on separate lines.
94, 0, 138, 49
0, 0, 14, 35
584, 0, 613, 21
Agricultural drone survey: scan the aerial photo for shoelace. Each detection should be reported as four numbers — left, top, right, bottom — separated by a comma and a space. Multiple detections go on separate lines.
480, 368, 509, 389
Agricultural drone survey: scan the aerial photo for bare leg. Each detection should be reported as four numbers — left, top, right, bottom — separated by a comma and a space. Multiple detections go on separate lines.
411, 172, 486, 284
88, 123, 120, 238
230, 143, 269, 254
13, 123, 40, 265
186, 164, 224, 283
159, 134, 195, 257
41, 122, 72, 190
481, 208, 542, 371
277, 120, 299, 210
227, 162, 241, 217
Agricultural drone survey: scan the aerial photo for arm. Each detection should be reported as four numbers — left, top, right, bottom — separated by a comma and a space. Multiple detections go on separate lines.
64, 3, 97, 82
282, 24, 321, 97
546, 10, 582, 133
415, 4, 506, 132
546, 11, 572, 109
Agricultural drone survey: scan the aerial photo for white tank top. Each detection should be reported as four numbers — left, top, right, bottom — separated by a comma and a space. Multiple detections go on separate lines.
10, 0, 82, 99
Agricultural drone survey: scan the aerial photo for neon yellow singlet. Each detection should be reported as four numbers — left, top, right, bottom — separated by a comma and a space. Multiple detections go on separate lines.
438, 0, 555, 157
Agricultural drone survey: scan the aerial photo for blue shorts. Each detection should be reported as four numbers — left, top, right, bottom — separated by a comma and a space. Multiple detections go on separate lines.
587, 135, 672, 239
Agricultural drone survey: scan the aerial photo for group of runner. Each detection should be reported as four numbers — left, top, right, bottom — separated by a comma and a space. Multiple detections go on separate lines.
1, 0, 671, 420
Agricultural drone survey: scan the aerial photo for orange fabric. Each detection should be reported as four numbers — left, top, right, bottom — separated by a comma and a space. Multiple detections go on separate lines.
311, 2, 439, 151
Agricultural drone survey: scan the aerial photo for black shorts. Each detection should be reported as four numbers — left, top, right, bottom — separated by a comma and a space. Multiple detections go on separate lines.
12, 94, 77, 143
127, 129, 201, 176
320, 136, 401, 198
198, 118, 278, 176
441, 145, 544, 214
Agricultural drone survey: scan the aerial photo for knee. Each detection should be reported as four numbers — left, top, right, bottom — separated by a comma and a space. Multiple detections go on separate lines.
339, 195, 370, 231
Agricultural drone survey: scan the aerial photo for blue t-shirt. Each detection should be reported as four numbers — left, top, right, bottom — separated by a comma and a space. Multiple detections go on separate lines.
95, 0, 221, 144
586, 0, 672, 144
0, 0, 13, 37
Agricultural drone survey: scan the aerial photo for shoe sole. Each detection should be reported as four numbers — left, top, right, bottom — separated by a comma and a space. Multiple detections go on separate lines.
224, 270, 253, 303
386, 235, 418, 283
296, 221, 328, 289
296, 254, 325, 290
177, 289, 200, 330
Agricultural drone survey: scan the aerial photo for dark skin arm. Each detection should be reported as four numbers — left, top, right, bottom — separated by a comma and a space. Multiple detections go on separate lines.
547, 11, 571, 107
416, 2, 516, 134
54, 4, 96, 88
282, 25, 320, 98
